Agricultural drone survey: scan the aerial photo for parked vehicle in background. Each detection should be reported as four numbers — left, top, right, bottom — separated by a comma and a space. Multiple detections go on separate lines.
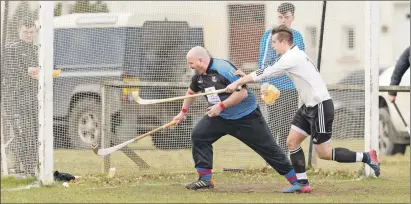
330, 66, 409, 156
52, 13, 204, 150
378, 66, 410, 155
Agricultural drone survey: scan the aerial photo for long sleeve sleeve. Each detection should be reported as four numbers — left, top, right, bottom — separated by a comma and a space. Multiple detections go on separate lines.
389, 46, 410, 96
250, 55, 295, 82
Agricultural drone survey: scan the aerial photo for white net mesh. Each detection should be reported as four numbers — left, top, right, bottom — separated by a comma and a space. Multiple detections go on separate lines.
1, 1, 390, 178
94, 1, 366, 174
1, 1, 40, 177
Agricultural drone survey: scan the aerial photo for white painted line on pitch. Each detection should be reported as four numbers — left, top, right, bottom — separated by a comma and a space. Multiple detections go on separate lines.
130, 182, 186, 187
84, 183, 182, 190
85, 186, 120, 190
1, 182, 41, 192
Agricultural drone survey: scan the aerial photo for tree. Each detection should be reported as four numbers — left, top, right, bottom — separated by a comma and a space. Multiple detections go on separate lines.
70, 1, 109, 14
70, 1, 92, 13
54, 2, 63, 17
93, 1, 109, 13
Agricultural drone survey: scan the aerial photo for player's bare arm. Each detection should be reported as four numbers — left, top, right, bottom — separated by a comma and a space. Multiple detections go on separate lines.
221, 86, 248, 108
207, 87, 248, 117
233, 69, 246, 77
226, 75, 255, 93
226, 62, 286, 93
174, 88, 198, 124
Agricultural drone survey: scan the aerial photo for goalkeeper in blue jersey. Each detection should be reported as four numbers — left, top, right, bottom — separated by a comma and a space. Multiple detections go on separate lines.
259, 3, 305, 156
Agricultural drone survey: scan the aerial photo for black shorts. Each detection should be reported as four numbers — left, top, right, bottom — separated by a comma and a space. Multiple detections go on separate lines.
291, 99, 334, 144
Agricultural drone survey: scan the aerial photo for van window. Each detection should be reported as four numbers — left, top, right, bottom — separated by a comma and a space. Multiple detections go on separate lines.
54, 27, 126, 68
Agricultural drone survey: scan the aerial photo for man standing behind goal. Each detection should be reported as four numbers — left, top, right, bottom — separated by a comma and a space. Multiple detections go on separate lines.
173, 46, 300, 191
226, 25, 380, 193
2, 18, 39, 177
258, 2, 305, 156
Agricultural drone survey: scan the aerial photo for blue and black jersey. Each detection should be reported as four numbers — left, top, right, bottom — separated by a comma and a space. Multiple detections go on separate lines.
190, 58, 257, 120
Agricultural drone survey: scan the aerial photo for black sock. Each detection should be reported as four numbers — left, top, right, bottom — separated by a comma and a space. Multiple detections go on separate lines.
362, 153, 369, 163
332, 148, 357, 163
290, 146, 308, 184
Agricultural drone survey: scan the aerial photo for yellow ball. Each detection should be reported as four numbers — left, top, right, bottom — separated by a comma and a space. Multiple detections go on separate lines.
52, 69, 62, 78
260, 83, 280, 105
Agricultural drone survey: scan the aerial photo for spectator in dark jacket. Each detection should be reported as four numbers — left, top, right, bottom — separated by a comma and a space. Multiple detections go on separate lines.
388, 46, 410, 103
2, 18, 39, 177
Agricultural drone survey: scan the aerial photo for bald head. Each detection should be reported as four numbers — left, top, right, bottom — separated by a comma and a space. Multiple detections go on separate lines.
186, 46, 211, 75
187, 46, 210, 61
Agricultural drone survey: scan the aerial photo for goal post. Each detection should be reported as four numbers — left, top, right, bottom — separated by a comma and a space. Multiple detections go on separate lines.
37, 1, 54, 185
364, 0, 380, 177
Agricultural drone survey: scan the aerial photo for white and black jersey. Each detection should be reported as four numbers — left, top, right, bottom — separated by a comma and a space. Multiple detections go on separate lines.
250, 45, 331, 107
250, 45, 334, 144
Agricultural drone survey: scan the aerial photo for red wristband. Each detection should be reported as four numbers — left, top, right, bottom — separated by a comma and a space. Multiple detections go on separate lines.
219, 102, 225, 110
187, 91, 194, 95
181, 108, 188, 114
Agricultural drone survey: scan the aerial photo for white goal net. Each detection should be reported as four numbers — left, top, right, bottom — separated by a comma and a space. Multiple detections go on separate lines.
1, 1, 386, 182
1, 1, 41, 178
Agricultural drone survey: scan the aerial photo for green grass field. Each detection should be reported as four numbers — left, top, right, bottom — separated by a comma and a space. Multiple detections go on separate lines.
1, 136, 410, 203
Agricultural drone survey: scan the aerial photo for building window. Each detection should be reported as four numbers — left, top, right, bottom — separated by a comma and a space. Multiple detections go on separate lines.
304, 26, 317, 61
305, 26, 317, 48
347, 28, 355, 50
343, 27, 355, 51
339, 26, 359, 61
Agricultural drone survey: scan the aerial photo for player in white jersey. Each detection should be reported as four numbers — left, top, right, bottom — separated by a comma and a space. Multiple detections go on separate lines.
226, 25, 380, 193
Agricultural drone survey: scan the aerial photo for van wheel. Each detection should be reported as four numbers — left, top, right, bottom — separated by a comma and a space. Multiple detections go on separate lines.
379, 107, 406, 155
68, 97, 101, 149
